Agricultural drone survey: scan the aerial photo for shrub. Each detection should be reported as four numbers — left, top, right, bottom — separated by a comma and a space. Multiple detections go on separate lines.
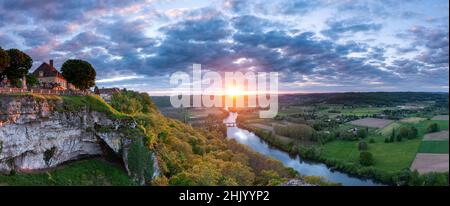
357, 129, 367, 139
43, 147, 57, 166
398, 125, 418, 139
359, 151, 374, 166
358, 141, 368, 151
369, 138, 375, 143
427, 123, 440, 133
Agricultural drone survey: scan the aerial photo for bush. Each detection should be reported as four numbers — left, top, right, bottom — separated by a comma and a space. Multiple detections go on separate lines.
357, 129, 367, 139
398, 125, 418, 139
359, 151, 374, 166
369, 138, 375, 143
358, 141, 368, 151
427, 123, 440, 133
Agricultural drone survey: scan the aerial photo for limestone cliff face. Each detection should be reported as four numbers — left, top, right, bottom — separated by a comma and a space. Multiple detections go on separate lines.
0, 95, 156, 185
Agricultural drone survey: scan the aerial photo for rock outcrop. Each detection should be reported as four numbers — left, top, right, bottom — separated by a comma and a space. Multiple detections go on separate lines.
0, 95, 156, 185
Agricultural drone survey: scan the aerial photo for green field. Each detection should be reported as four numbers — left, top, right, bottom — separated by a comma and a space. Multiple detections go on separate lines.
0, 159, 136, 186
322, 119, 449, 173
418, 141, 449, 153
378, 122, 401, 136
322, 135, 421, 172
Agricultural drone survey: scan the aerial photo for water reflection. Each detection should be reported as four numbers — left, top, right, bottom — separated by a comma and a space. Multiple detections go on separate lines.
225, 113, 382, 186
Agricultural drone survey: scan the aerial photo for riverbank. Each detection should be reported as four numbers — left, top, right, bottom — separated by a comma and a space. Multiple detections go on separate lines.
238, 123, 448, 186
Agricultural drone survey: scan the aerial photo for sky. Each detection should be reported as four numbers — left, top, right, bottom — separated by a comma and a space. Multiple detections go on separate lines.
0, 0, 448, 95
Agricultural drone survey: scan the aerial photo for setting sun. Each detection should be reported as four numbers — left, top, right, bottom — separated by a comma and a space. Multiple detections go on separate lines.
226, 86, 244, 97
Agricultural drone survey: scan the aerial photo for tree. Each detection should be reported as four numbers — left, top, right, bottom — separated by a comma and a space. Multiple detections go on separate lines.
4, 49, 32, 86
357, 128, 367, 139
389, 129, 396, 142
61, 59, 96, 90
358, 141, 368, 150
426, 123, 439, 133
0, 46, 10, 79
359, 151, 374, 166
26, 74, 38, 87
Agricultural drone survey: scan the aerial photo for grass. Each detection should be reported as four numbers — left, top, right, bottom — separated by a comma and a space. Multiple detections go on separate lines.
418, 141, 449, 153
322, 120, 449, 173
60, 95, 128, 119
378, 122, 401, 136
322, 136, 422, 172
0, 159, 136, 186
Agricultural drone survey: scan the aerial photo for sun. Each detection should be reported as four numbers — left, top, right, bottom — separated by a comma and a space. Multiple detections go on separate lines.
226, 86, 243, 97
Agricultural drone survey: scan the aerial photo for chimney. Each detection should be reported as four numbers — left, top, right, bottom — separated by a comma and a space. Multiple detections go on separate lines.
49, 59, 54, 67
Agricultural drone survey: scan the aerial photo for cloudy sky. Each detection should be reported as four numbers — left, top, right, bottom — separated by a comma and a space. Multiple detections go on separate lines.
0, 0, 448, 95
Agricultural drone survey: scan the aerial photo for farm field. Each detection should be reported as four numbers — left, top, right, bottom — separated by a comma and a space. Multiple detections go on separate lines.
423, 130, 449, 141
432, 115, 449, 120
378, 122, 401, 136
322, 135, 422, 173
418, 141, 449, 153
410, 154, 449, 174
349, 118, 393, 128
400, 117, 426, 123
322, 119, 449, 173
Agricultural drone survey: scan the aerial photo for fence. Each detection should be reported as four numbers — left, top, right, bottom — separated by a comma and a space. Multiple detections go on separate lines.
0, 87, 91, 96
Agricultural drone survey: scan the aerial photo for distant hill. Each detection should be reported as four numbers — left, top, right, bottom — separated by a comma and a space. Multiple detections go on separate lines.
280, 92, 449, 107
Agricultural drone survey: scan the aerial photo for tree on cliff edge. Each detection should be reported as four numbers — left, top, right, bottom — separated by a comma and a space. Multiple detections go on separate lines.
3, 49, 32, 85
0, 46, 10, 80
61, 59, 96, 90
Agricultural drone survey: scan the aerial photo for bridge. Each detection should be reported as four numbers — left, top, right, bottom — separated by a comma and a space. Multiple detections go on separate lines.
224, 122, 237, 127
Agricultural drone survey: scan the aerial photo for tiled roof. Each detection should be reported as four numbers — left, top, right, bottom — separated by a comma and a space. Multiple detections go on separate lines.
98, 88, 120, 94
32, 63, 65, 79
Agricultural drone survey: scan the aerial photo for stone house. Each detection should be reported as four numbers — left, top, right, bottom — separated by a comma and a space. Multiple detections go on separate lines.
32, 60, 77, 90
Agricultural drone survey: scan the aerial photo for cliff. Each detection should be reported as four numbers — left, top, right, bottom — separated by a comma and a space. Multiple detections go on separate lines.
0, 94, 156, 185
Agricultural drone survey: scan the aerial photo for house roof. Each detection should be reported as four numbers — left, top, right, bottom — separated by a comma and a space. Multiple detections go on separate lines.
32, 62, 65, 79
98, 88, 120, 94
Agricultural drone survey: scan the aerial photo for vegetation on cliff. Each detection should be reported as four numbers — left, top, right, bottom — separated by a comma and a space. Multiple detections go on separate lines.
108, 90, 296, 185
0, 159, 136, 186
1, 91, 296, 185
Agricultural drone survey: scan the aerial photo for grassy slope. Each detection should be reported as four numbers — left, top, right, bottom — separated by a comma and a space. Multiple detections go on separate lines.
0, 159, 136, 186
322, 120, 449, 173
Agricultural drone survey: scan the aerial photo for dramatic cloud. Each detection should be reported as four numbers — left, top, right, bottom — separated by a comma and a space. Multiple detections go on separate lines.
0, 0, 448, 94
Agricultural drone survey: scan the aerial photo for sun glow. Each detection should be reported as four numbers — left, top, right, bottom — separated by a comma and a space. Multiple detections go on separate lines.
226, 86, 244, 97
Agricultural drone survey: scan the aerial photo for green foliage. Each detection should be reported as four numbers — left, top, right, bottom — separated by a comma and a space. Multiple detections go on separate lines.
0, 46, 10, 77
358, 141, 368, 151
127, 137, 154, 183
26, 73, 38, 87
4, 49, 32, 86
408, 171, 448, 186
61, 59, 96, 90
426, 123, 440, 133
357, 128, 367, 138
398, 125, 418, 139
256, 170, 286, 186
0, 159, 136, 186
110, 90, 158, 115
359, 151, 374, 166
60, 95, 127, 119
273, 124, 315, 140
43, 147, 56, 166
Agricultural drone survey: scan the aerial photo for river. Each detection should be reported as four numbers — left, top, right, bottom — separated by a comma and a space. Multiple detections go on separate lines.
224, 112, 382, 186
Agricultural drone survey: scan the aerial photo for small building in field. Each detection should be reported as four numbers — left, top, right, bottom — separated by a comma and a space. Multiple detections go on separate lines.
32, 60, 77, 90
96, 87, 120, 102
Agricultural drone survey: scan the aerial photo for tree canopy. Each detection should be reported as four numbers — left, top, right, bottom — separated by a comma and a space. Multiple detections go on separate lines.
61, 59, 96, 90
3, 49, 32, 85
0, 46, 10, 78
